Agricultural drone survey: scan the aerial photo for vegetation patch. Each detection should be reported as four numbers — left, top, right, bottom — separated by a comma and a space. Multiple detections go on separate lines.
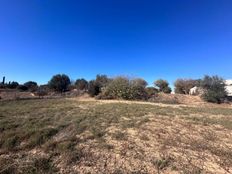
0, 99, 232, 173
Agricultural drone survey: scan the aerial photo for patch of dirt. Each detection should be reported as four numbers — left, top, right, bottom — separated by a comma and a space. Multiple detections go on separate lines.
0, 89, 37, 100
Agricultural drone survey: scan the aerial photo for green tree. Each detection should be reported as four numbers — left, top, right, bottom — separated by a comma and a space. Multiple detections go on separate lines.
17, 85, 28, 91
24, 81, 38, 92
101, 77, 147, 100
88, 80, 100, 97
130, 78, 148, 88
88, 75, 111, 97
200, 75, 227, 103
145, 87, 158, 98
154, 79, 172, 94
7, 81, 19, 89
48, 74, 71, 92
75, 78, 88, 91
95, 74, 111, 88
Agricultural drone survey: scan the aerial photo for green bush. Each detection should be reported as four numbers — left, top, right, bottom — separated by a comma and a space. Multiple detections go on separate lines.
146, 87, 158, 98
100, 77, 147, 100
129, 83, 148, 100
154, 79, 172, 94
200, 75, 227, 103
75, 78, 88, 91
17, 85, 28, 91
88, 75, 111, 97
7, 81, 19, 89
130, 78, 148, 88
101, 77, 129, 99
48, 74, 71, 93
88, 80, 100, 97
24, 81, 38, 92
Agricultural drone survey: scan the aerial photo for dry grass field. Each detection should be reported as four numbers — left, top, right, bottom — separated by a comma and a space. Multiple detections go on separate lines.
0, 98, 232, 173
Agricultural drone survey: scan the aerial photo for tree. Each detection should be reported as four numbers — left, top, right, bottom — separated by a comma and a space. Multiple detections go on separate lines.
75, 78, 88, 91
88, 80, 100, 97
17, 85, 28, 91
104, 77, 130, 99
7, 81, 19, 89
200, 75, 227, 103
162, 86, 172, 94
2, 76, 5, 85
154, 79, 172, 94
130, 78, 148, 88
100, 77, 147, 100
24, 81, 38, 92
88, 75, 111, 97
95, 74, 111, 89
145, 87, 158, 98
174, 79, 200, 94
48, 74, 71, 92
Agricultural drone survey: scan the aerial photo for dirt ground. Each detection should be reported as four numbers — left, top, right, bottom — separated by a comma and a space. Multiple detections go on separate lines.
0, 96, 232, 173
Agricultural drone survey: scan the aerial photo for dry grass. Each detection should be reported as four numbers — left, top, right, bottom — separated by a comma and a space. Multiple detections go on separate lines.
0, 98, 232, 173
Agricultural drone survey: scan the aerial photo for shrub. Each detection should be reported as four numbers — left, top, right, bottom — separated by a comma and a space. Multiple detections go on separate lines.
200, 75, 227, 103
174, 79, 200, 94
48, 74, 71, 93
7, 81, 19, 89
131, 78, 148, 88
163, 86, 172, 94
88, 75, 111, 97
17, 85, 28, 91
129, 82, 148, 100
2, 135, 19, 150
68, 84, 76, 91
75, 78, 88, 91
24, 81, 38, 92
88, 80, 100, 97
154, 79, 172, 94
146, 87, 158, 98
105, 77, 130, 99
95, 74, 111, 89
100, 77, 147, 100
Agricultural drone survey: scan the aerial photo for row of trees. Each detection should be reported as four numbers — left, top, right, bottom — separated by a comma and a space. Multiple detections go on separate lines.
1, 74, 228, 103
0, 80, 38, 92
47, 74, 229, 103
46, 74, 172, 100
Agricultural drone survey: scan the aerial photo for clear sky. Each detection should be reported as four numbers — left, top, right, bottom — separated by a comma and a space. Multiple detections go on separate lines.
0, 0, 232, 86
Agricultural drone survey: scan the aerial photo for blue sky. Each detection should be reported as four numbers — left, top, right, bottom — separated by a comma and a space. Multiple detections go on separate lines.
0, 0, 232, 86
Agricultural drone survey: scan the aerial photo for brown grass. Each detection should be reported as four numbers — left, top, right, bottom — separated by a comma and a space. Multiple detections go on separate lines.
0, 98, 232, 173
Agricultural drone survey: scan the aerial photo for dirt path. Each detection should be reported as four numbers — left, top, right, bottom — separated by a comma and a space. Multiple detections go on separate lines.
68, 96, 232, 109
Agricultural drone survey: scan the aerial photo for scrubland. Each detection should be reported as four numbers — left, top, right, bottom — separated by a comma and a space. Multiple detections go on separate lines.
0, 98, 232, 173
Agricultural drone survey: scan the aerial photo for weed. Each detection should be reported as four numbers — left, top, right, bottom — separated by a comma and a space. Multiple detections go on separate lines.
2, 135, 19, 150
112, 131, 128, 141
28, 128, 59, 148
152, 155, 173, 174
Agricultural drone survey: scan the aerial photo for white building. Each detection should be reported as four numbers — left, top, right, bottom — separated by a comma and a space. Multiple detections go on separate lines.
225, 80, 232, 96
189, 79, 232, 97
